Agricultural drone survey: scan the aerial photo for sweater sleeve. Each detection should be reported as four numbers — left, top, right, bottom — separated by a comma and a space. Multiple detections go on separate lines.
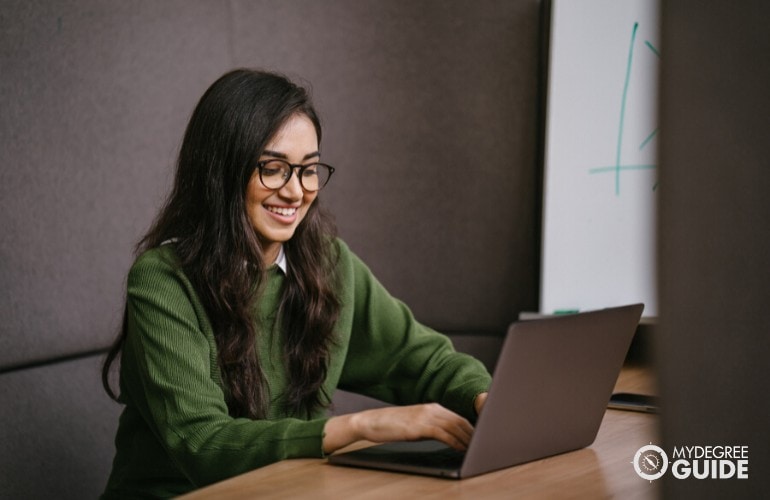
336, 244, 492, 421
119, 249, 328, 488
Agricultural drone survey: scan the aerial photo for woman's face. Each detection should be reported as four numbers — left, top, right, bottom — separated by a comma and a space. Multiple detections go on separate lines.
246, 113, 319, 263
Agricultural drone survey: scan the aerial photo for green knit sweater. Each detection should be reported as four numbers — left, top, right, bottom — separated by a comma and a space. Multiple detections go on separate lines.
102, 239, 491, 498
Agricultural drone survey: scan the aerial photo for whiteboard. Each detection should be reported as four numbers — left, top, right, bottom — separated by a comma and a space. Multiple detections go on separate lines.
540, 0, 660, 317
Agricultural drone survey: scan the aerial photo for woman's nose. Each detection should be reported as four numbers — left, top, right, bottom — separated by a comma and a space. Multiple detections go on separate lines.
278, 169, 303, 199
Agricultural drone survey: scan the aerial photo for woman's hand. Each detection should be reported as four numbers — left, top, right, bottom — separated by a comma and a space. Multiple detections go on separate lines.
474, 392, 488, 415
323, 403, 473, 454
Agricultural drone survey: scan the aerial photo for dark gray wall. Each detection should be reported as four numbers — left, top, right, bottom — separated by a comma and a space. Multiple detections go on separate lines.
1, 1, 540, 498
1, 0, 539, 372
238, 1, 541, 333
1, 0, 234, 369
657, 1, 770, 498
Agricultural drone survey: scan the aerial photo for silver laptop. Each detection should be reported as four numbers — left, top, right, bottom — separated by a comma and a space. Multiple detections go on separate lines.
328, 303, 644, 479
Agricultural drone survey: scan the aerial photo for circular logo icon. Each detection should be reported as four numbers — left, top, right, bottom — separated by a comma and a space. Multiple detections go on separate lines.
633, 444, 668, 481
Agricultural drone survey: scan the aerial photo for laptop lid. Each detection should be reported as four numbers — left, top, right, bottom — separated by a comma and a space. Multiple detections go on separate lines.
328, 303, 644, 479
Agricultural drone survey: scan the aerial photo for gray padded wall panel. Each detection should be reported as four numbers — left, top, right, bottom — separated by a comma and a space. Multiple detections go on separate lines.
0, 354, 122, 499
657, 2, 770, 498
1, 1, 233, 368
2, 0, 539, 369
231, 0, 541, 332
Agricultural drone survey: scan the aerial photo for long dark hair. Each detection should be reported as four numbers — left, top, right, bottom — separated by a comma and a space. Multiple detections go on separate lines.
102, 69, 341, 418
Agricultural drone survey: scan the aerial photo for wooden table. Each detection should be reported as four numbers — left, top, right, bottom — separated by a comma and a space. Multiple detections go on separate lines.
181, 365, 659, 499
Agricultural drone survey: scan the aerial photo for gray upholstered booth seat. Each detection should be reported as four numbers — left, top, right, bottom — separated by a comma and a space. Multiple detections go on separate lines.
0, 354, 121, 499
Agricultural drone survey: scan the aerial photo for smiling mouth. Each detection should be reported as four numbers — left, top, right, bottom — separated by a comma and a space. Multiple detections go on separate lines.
265, 205, 298, 217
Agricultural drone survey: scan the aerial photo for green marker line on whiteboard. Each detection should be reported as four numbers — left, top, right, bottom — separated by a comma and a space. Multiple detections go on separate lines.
554, 309, 580, 315
615, 22, 639, 196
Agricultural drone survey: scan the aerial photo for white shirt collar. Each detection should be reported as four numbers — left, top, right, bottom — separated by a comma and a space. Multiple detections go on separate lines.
274, 245, 288, 275
161, 238, 287, 274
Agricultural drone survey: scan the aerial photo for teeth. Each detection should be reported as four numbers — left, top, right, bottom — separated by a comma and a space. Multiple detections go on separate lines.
266, 206, 297, 217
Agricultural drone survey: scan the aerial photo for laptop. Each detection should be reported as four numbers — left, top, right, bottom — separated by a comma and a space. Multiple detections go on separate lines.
328, 303, 644, 479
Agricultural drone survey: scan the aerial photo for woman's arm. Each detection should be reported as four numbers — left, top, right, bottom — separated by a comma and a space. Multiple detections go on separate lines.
335, 243, 493, 422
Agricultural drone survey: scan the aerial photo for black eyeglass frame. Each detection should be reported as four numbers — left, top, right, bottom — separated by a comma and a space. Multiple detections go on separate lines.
255, 159, 335, 192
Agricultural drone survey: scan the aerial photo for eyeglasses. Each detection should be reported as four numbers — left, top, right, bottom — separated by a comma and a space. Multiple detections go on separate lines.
255, 160, 335, 192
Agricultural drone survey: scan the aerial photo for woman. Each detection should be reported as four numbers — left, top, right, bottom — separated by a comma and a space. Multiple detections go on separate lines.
101, 68, 491, 498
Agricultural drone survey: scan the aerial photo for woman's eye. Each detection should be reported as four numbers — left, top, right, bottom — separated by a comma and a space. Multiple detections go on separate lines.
261, 161, 287, 176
